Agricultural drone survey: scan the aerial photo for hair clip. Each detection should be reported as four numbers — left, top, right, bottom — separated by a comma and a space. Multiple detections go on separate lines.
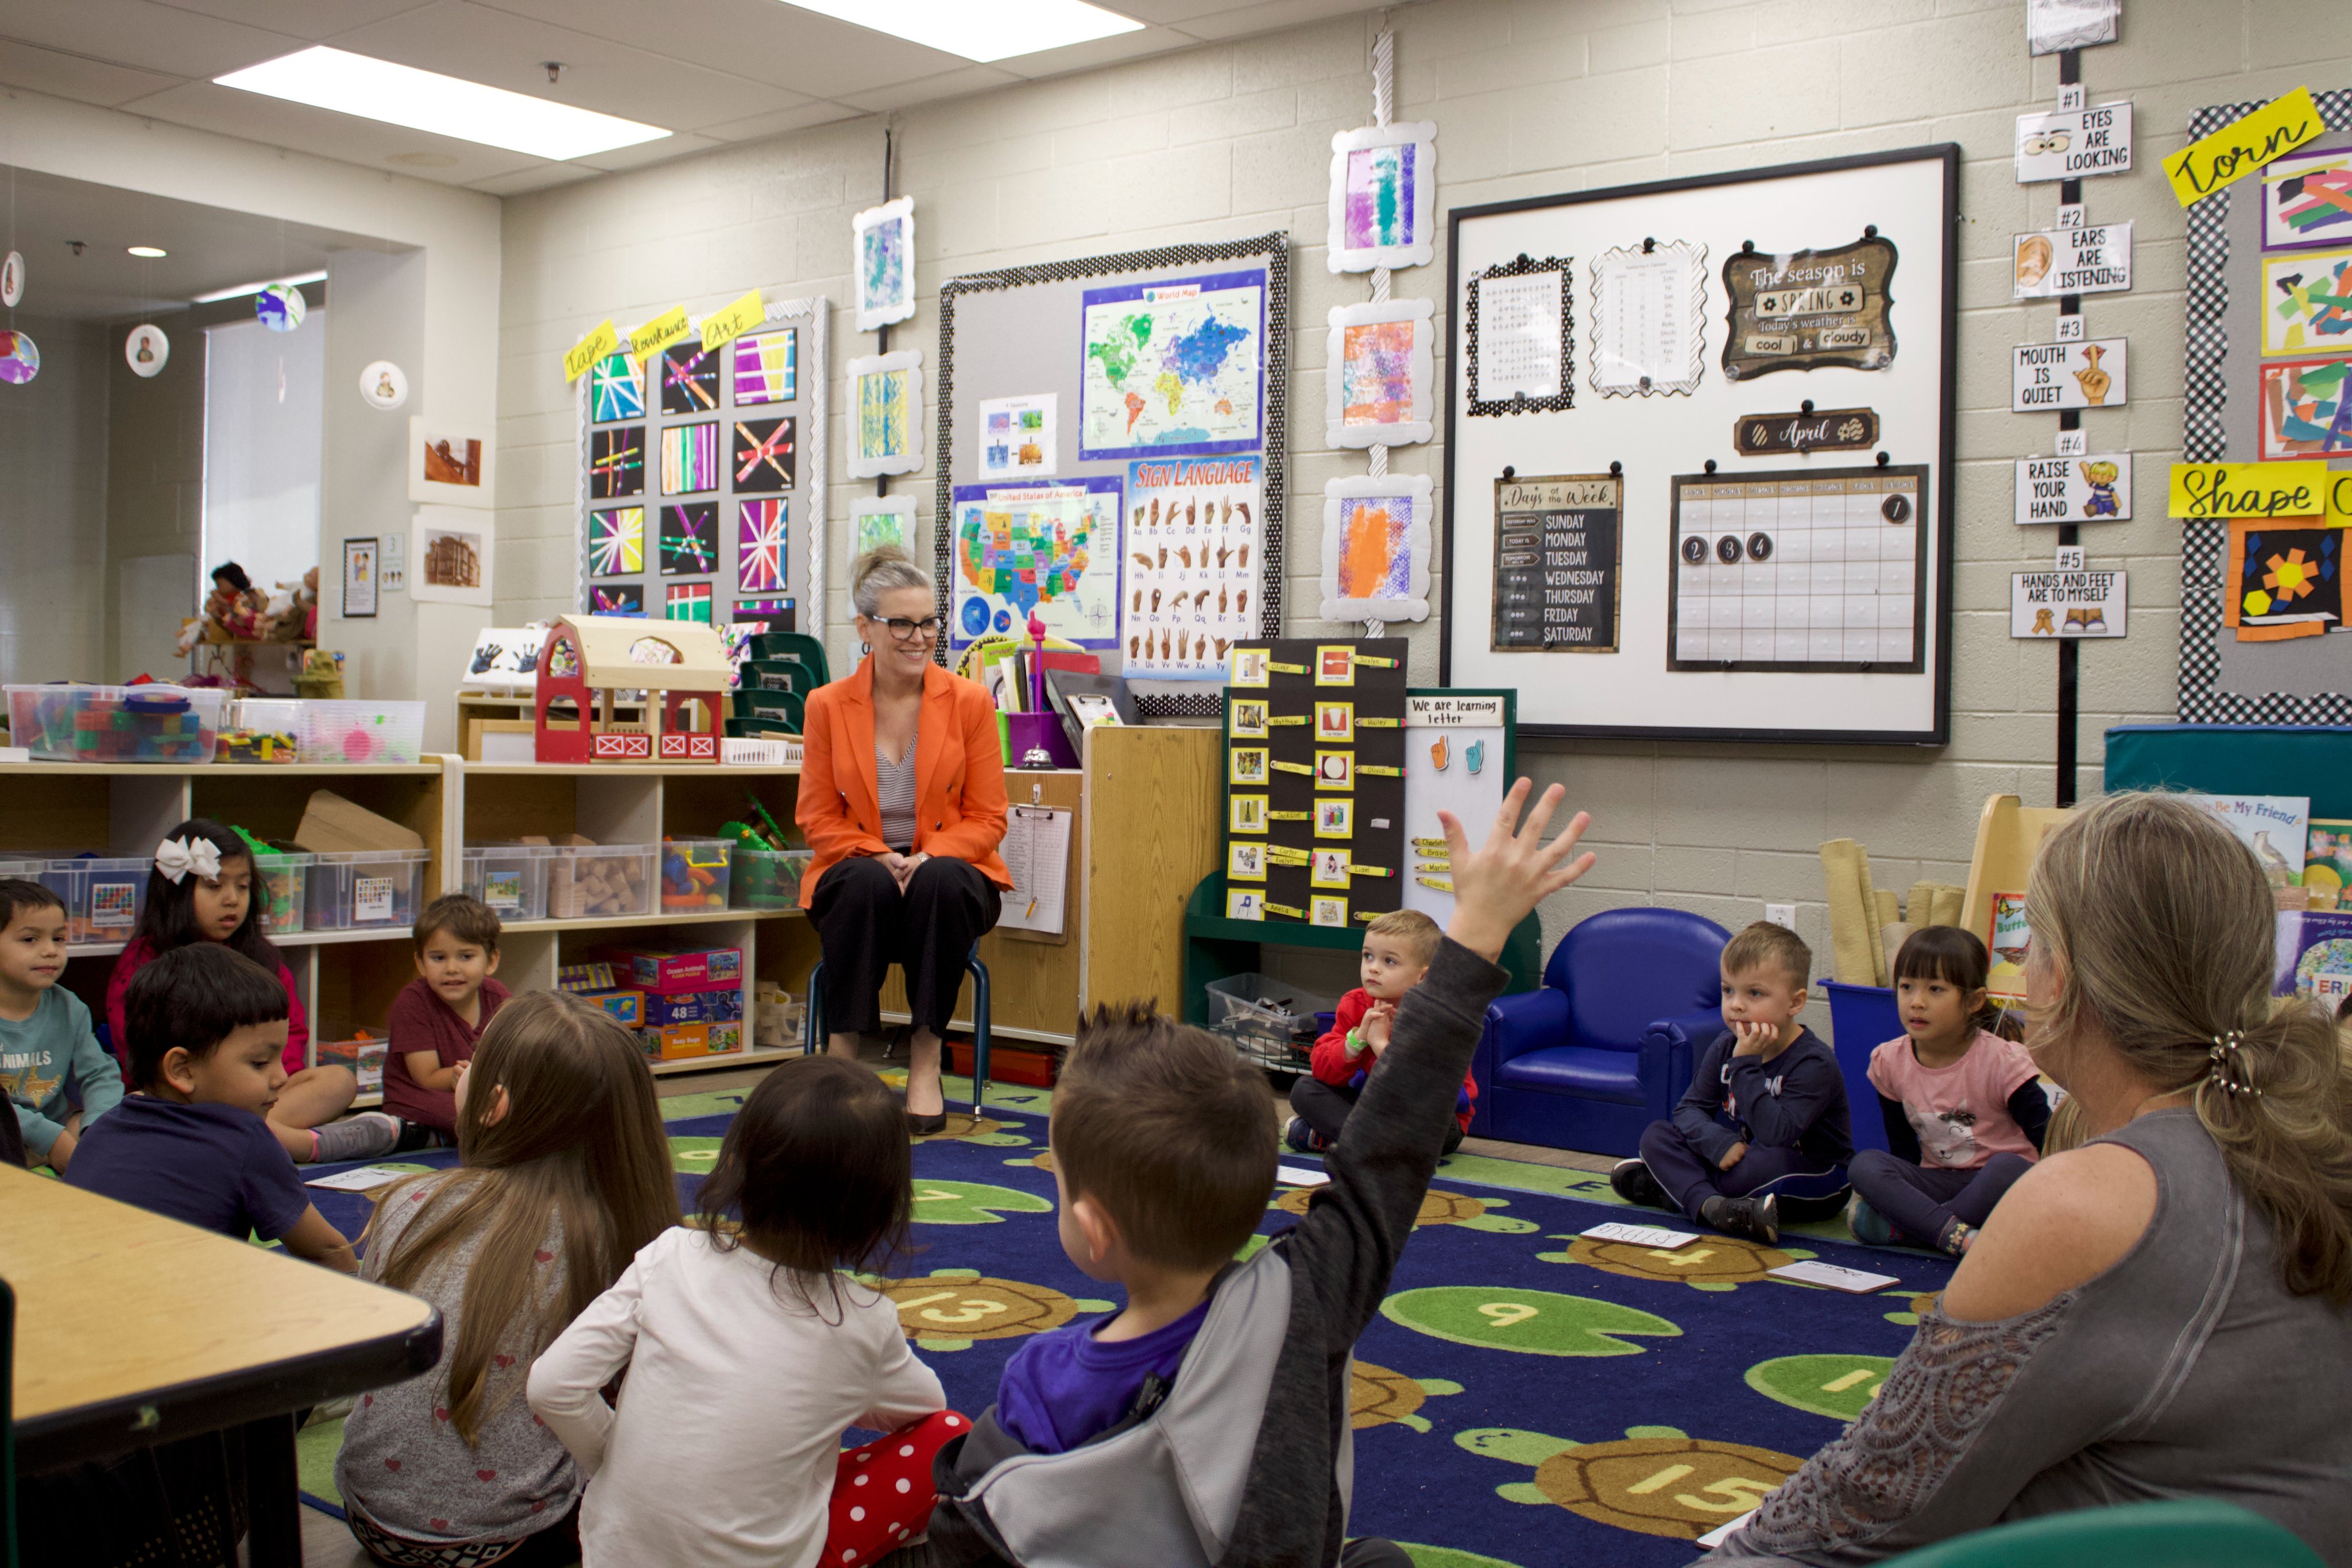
2207, 1029, 2261, 1097
153, 836, 222, 886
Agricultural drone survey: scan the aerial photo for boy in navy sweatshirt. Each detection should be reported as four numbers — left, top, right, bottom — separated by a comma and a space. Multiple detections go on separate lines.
1611, 920, 1852, 1244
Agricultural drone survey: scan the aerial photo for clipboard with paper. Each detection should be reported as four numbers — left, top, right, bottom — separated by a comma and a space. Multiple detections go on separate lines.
997, 804, 1074, 942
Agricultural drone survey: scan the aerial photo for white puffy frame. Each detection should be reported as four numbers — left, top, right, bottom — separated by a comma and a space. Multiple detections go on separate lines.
1320, 473, 1433, 623
1326, 122, 1438, 273
852, 196, 916, 332
1325, 298, 1435, 449
852, 492, 917, 555
848, 349, 924, 479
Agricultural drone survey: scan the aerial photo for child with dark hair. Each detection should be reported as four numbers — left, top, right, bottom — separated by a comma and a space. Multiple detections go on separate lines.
0, 878, 122, 1172
926, 780, 1595, 1568
1611, 920, 1854, 1244
67, 944, 357, 1270
338, 990, 680, 1566
1846, 926, 2049, 1257
382, 893, 510, 1141
105, 818, 395, 1163
529, 1054, 960, 1568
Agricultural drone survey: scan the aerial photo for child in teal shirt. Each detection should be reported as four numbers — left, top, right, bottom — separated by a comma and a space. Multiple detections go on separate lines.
0, 878, 122, 1171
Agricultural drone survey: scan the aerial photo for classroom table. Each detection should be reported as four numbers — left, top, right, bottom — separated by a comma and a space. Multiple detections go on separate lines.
0, 1166, 442, 1566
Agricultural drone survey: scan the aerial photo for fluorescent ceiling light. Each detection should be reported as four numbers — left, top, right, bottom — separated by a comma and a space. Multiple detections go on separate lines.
780, 0, 1143, 63
192, 269, 327, 304
215, 47, 670, 161
127, 245, 168, 258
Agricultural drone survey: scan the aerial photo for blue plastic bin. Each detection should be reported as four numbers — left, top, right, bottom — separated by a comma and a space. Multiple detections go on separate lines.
1819, 979, 1901, 1155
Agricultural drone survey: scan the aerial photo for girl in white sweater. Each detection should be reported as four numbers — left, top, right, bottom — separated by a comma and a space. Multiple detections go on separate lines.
528, 1056, 961, 1568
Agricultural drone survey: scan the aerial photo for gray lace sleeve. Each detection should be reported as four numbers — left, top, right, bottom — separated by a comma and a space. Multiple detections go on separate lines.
1709, 1299, 2072, 1566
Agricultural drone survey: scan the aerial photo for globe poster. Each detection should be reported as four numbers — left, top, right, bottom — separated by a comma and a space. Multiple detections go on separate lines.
950, 475, 1124, 650
1078, 269, 1266, 460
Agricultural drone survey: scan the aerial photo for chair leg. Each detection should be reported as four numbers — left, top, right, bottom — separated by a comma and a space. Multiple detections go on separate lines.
966, 952, 991, 1117
802, 962, 825, 1056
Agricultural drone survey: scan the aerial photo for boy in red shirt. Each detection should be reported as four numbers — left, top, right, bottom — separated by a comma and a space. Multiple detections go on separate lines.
1287, 908, 1474, 1156
382, 894, 510, 1143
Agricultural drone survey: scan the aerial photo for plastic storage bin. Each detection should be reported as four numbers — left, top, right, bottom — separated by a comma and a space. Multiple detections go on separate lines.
659, 839, 733, 912
39, 857, 150, 944
252, 851, 315, 936
221, 699, 303, 764
1203, 972, 1336, 1072
462, 845, 550, 922
306, 849, 429, 931
546, 845, 657, 920
300, 700, 427, 765
316, 1034, 389, 1094
6, 684, 227, 764
732, 847, 813, 910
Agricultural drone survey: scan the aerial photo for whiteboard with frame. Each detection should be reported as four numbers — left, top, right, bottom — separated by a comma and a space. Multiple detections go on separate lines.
1441, 145, 1959, 744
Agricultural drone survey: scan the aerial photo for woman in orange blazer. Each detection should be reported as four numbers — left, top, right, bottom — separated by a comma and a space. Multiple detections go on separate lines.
798, 546, 1011, 1132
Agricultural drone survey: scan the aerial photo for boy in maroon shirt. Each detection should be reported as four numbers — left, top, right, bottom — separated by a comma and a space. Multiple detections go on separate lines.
382, 893, 509, 1141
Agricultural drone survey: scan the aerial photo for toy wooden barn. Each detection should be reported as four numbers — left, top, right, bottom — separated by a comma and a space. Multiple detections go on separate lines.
534, 614, 730, 763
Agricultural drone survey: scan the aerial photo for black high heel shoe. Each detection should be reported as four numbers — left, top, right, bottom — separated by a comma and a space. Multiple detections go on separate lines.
905, 1108, 948, 1137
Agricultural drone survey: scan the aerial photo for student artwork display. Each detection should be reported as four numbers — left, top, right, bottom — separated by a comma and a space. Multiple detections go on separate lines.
1319, 475, 1432, 624
358, 358, 407, 409
853, 493, 915, 557
1589, 241, 1706, 397
848, 350, 922, 479
1720, 233, 1899, 379
1326, 123, 1438, 273
1220, 638, 1408, 928
1124, 456, 1259, 676
125, 324, 169, 378
950, 475, 1123, 649
1324, 299, 1434, 448
1445, 145, 1958, 742
578, 294, 828, 631
256, 282, 305, 332
1078, 269, 1266, 460
2176, 85, 2352, 724
1490, 474, 1621, 653
852, 198, 915, 332
1465, 254, 1572, 416
0, 328, 36, 385
979, 393, 1058, 478
410, 419, 495, 508
411, 508, 493, 607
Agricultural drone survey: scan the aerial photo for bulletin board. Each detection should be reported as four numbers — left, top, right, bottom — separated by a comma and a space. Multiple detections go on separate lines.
1399, 688, 1517, 928
575, 293, 829, 636
935, 233, 1290, 718
1442, 146, 1959, 744
2179, 87, 2352, 722
1220, 639, 1408, 929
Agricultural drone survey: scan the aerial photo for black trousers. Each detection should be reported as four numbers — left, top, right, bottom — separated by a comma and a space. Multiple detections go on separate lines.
1290, 1074, 1465, 1156
1849, 1148, 2033, 1244
811, 854, 1001, 1035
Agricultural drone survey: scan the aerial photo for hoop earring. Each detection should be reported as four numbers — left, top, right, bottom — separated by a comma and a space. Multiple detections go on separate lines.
860, 641, 872, 655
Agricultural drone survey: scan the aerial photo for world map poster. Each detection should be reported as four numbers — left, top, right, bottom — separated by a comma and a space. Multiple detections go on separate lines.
950, 474, 1124, 650
1079, 269, 1266, 460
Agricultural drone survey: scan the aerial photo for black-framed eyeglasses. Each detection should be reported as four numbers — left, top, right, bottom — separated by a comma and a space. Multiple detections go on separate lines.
876, 615, 943, 641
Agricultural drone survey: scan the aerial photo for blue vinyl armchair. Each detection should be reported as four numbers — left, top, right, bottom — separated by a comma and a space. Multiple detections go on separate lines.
1470, 908, 1730, 1156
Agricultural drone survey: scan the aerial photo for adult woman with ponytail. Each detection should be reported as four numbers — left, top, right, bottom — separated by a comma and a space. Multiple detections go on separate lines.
1708, 792, 2352, 1567
797, 547, 1009, 1135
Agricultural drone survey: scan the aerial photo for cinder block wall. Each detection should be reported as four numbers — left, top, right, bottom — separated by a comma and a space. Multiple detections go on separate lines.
494, 0, 2347, 1024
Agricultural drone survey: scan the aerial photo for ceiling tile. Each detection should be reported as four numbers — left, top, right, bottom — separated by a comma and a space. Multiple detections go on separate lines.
991, 23, 1194, 80
0, 38, 183, 106
835, 63, 1022, 115
1097, 0, 1251, 20
329, 1, 813, 134
697, 100, 866, 143
1175, 0, 1385, 43
0, 0, 300, 77
480, 0, 969, 98
150, 0, 436, 40
113, 80, 546, 185
464, 163, 600, 197
571, 131, 724, 173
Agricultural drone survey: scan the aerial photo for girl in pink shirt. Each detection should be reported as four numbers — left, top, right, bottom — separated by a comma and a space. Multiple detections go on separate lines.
1846, 927, 2049, 1256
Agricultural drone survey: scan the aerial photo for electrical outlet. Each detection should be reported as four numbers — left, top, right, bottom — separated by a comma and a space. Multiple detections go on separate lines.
1765, 903, 1798, 930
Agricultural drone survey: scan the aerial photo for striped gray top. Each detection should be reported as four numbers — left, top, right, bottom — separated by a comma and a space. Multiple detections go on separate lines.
876, 740, 916, 850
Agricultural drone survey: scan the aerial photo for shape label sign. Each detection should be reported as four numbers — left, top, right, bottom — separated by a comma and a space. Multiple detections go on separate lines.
2015, 454, 2132, 524
2012, 570, 2127, 638
2013, 339, 2127, 409
2015, 102, 2134, 182
2013, 222, 2132, 298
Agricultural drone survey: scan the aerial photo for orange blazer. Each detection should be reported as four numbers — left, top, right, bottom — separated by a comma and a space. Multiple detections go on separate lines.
797, 657, 1012, 906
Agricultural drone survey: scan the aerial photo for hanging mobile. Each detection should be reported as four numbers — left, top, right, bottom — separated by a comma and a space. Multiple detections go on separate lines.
1, 250, 21, 307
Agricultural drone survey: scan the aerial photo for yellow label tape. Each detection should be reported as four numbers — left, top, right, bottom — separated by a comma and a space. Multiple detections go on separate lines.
1268, 810, 1312, 820
1270, 760, 1314, 775
2164, 86, 2323, 208
1356, 655, 1398, 668
1415, 876, 1455, 892
1359, 764, 1403, 777
1349, 864, 1393, 878
698, 288, 764, 353
2169, 460, 2335, 520
563, 318, 619, 382
1268, 714, 1308, 726
1263, 902, 1305, 917
628, 305, 691, 361
1268, 662, 1307, 675
1357, 716, 1400, 728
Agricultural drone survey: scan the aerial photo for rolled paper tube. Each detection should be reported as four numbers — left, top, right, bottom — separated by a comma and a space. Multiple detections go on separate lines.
1882, 922, 1917, 981
1819, 838, 1878, 988
1856, 849, 1887, 986
1929, 884, 1966, 929
1904, 880, 1940, 927
1873, 889, 1900, 944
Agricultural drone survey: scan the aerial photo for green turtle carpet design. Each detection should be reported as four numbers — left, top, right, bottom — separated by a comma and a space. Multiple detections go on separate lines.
296, 1073, 1955, 1566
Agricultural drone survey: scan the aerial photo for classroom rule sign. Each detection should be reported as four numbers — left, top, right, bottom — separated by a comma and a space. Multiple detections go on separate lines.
2011, 568, 2127, 638
2014, 454, 2132, 524
2012, 338, 2127, 410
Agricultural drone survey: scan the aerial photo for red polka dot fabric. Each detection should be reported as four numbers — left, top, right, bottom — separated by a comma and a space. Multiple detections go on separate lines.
822, 1410, 969, 1565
